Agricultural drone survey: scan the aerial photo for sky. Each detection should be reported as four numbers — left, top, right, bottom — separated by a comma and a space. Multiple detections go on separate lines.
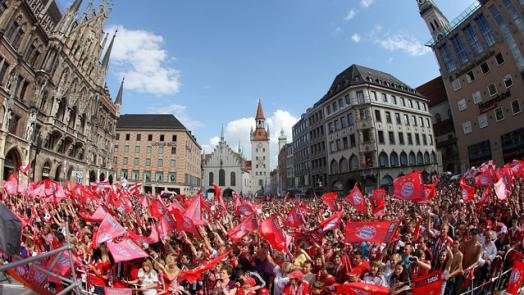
57, 0, 478, 169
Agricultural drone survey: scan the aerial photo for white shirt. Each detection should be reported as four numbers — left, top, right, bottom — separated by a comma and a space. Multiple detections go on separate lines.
273, 265, 290, 295
139, 269, 159, 295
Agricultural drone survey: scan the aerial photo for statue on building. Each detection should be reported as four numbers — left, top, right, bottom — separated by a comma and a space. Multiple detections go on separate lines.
25, 108, 37, 140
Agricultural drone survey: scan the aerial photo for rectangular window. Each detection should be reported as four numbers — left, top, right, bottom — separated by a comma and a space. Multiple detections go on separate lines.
496, 53, 505, 65
395, 113, 401, 124
155, 172, 163, 182
429, 135, 433, 145
345, 94, 351, 105
504, 74, 513, 88
452, 79, 461, 91
158, 146, 164, 154
362, 130, 371, 142
494, 107, 504, 121
463, 121, 472, 134
481, 62, 490, 74
132, 170, 139, 181
474, 14, 496, 46
407, 133, 413, 145
409, 99, 414, 108
392, 95, 397, 105
375, 110, 382, 122
451, 34, 469, 64
418, 117, 424, 127
385, 112, 392, 124
400, 97, 406, 107
338, 98, 343, 109
340, 115, 347, 128
458, 98, 467, 111
463, 24, 483, 54
347, 113, 354, 126
472, 91, 482, 104
378, 131, 385, 144
158, 159, 163, 167
404, 114, 410, 125
350, 134, 356, 147
136, 134, 141, 141
114, 145, 118, 152
146, 146, 152, 154
412, 115, 417, 126
115, 133, 120, 140
382, 93, 387, 103
160, 134, 165, 142
488, 83, 497, 96
370, 91, 377, 101
125, 133, 130, 140
356, 90, 365, 104
330, 141, 336, 152
438, 43, 457, 73
171, 147, 176, 154
148, 134, 153, 141
342, 137, 348, 149
121, 169, 128, 179
172, 135, 177, 141
466, 71, 475, 83
478, 114, 488, 128
415, 134, 420, 145
422, 134, 427, 145
398, 132, 405, 145
0, 61, 9, 84
336, 139, 341, 151
332, 101, 338, 112
124, 145, 129, 152
326, 105, 332, 115
135, 146, 140, 153
425, 118, 430, 128
170, 159, 176, 167
145, 158, 151, 166
328, 122, 334, 133
168, 173, 176, 183
143, 171, 151, 183
123, 157, 128, 165
512, 99, 521, 115
388, 131, 395, 144
134, 158, 139, 165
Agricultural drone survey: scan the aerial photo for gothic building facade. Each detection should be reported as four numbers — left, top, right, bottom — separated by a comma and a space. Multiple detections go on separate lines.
0, 0, 121, 184
250, 100, 270, 194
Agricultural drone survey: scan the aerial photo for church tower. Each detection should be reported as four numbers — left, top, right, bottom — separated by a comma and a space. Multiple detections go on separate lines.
417, 0, 450, 41
278, 129, 287, 152
250, 99, 270, 195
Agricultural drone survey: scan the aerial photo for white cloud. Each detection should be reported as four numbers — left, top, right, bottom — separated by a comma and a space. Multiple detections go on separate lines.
374, 34, 431, 56
351, 33, 361, 43
360, 0, 374, 8
344, 9, 356, 21
146, 103, 203, 131
330, 26, 343, 37
203, 110, 298, 169
106, 25, 181, 96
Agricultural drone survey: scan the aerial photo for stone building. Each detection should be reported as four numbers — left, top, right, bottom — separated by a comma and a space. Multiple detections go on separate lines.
418, 0, 524, 170
250, 100, 270, 195
114, 114, 202, 195
0, 0, 121, 184
202, 127, 250, 196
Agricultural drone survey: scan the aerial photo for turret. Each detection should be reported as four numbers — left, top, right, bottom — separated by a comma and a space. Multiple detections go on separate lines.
417, 0, 450, 41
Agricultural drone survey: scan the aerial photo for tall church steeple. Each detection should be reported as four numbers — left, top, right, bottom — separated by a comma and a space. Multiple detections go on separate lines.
417, 0, 450, 41
255, 98, 265, 129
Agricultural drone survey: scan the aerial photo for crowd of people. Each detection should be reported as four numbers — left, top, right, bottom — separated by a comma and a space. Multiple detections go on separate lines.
1, 159, 523, 295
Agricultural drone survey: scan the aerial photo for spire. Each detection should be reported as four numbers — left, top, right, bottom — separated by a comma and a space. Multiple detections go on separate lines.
220, 124, 225, 142
70, 0, 83, 13
114, 77, 124, 105
255, 98, 265, 120
417, 0, 450, 41
101, 29, 117, 69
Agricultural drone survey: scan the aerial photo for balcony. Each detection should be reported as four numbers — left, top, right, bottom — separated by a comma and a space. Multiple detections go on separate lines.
359, 140, 377, 152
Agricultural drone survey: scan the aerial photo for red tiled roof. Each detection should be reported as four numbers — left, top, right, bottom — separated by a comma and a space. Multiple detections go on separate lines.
256, 100, 265, 119
416, 76, 448, 107
252, 129, 268, 140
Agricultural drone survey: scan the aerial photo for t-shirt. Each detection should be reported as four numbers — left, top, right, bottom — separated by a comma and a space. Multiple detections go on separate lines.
138, 269, 159, 295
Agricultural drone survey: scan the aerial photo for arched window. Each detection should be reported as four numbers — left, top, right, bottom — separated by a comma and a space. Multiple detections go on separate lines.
208, 172, 214, 186
219, 169, 225, 186
390, 152, 399, 167
424, 152, 430, 164
417, 152, 424, 165
230, 171, 236, 186
330, 159, 338, 174
409, 152, 416, 166
379, 152, 389, 168
349, 155, 359, 171
431, 151, 437, 164
400, 152, 408, 166
339, 157, 348, 173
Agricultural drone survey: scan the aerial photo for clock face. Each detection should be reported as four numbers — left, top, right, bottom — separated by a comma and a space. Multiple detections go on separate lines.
257, 143, 263, 148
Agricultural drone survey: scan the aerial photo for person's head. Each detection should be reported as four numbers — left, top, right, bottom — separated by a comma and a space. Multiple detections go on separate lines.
414, 249, 425, 260
165, 254, 177, 267
439, 250, 448, 264
220, 265, 232, 280
402, 243, 413, 256
351, 250, 363, 266
390, 253, 401, 265
440, 224, 449, 238
303, 261, 313, 274
369, 261, 382, 276
180, 254, 190, 265
394, 262, 404, 276
142, 260, 153, 273
452, 239, 460, 251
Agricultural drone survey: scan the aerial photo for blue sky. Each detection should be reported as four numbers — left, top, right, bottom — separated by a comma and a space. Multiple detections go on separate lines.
58, 0, 477, 168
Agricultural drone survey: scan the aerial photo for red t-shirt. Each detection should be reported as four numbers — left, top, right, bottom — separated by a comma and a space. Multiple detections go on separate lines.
89, 260, 111, 287
349, 260, 370, 279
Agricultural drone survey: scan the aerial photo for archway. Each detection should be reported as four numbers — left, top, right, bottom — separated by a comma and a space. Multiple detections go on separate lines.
55, 165, 63, 181
89, 170, 96, 183
108, 174, 113, 184
41, 160, 51, 180
223, 188, 234, 198
331, 180, 344, 192
3, 148, 21, 180
330, 159, 338, 174
339, 157, 348, 173
380, 175, 394, 188
99, 173, 106, 182
67, 166, 74, 182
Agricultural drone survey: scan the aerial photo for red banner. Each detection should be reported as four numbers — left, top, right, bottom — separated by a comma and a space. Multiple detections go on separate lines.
319, 211, 343, 232
228, 214, 258, 243
259, 216, 288, 251
393, 171, 424, 201
345, 184, 367, 213
321, 192, 338, 211
412, 272, 442, 295
107, 238, 149, 263
335, 282, 389, 295
344, 220, 400, 244
507, 258, 524, 295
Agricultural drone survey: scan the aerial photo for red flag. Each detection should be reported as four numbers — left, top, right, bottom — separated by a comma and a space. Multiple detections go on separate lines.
422, 184, 436, 202
3, 174, 20, 195
335, 282, 389, 295
104, 288, 133, 295
107, 238, 149, 263
393, 171, 424, 201
91, 206, 108, 221
94, 214, 126, 246
319, 211, 343, 232
285, 206, 305, 228
47, 251, 73, 277
507, 256, 524, 295
321, 192, 338, 211
344, 220, 400, 244
173, 209, 197, 235
178, 250, 231, 283
460, 182, 475, 202
475, 169, 495, 186
213, 184, 226, 210
184, 195, 207, 226
235, 201, 256, 216
228, 215, 258, 243
412, 272, 442, 295
150, 196, 168, 218
494, 178, 508, 200
478, 186, 491, 205
18, 162, 31, 176
510, 159, 524, 179
371, 188, 386, 213
345, 184, 367, 213
259, 216, 289, 251
127, 183, 142, 196
497, 166, 515, 190
158, 211, 176, 240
